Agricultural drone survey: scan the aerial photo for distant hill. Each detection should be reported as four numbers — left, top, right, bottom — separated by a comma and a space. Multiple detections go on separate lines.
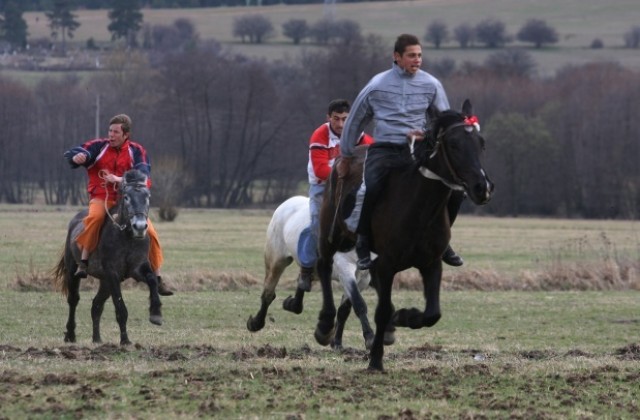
21, 0, 640, 77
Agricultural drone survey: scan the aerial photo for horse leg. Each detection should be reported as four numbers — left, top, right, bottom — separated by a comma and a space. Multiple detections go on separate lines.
342, 279, 374, 350
247, 257, 289, 331
420, 264, 442, 327
64, 272, 81, 343
392, 262, 442, 329
368, 262, 395, 372
282, 288, 305, 315
314, 254, 336, 346
136, 263, 162, 326
106, 276, 131, 346
91, 282, 110, 344
330, 295, 351, 350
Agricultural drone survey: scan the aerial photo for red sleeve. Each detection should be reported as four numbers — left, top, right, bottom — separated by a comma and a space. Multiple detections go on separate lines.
311, 148, 331, 181
309, 125, 332, 181
358, 133, 374, 145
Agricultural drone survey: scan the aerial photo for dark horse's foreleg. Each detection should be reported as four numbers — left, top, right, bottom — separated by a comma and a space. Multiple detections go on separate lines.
314, 254, 336, 346
105, 274, 131, 346
331, 295, 351, 350
91, 282, 110, 344
136, 262, 162, 326
368, 262, 395, 372
393, 262, 442, 329
64, 271, 81, 343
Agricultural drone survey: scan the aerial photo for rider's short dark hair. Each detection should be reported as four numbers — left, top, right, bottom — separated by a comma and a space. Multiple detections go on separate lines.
327, 99, 351, 116
394, 34, 421, 55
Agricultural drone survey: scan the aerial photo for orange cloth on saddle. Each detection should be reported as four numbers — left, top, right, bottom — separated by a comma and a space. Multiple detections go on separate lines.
75, 199, 164, 272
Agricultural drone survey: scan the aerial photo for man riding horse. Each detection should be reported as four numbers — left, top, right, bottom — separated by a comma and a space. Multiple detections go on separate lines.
63, 113, 173, 296
336, 33, 466, 270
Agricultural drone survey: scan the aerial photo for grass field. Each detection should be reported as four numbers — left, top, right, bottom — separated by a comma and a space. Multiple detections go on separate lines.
1, 205, 639, 417
17, 0, 640, 77
2, 204, 640, 290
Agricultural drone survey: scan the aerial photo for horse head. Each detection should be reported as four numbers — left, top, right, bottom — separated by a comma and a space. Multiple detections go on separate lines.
118, 169, 151, 239
419, 99, 494, 205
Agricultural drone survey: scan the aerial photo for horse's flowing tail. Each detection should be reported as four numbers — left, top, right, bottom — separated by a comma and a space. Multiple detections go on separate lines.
52, 249, 69, 297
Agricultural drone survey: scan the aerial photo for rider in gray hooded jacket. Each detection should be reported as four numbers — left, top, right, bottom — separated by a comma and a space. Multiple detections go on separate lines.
338, 33, 465, 270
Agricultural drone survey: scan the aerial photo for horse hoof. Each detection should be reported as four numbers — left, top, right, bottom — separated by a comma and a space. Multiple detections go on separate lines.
367, 361, 384, 372
330, 340, 343, 351
364, 334, 374, 350
149, 315, 163, 326
64, 333, 76, 343
246, 316, 264, 332
314, 325, 335, 347
383, 331, 396, 346
282, 296, 303, 314
423, 313, 442, 327
121, 339, 132, 346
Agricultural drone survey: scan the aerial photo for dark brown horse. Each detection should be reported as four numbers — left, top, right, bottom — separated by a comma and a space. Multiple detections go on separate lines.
52, 169, 162, 345
314, 100, 494, 371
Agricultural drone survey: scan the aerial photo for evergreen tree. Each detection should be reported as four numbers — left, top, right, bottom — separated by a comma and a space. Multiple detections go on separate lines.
108, 0, 143, 48
45, 0, 80, 54
1, 1, 28, 50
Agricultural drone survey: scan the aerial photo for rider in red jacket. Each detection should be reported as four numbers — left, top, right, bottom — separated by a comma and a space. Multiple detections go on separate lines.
64, 114, 173, 296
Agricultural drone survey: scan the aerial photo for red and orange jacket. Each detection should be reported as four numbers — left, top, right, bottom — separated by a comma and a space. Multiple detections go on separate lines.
64, 139, 151, 201
307, 123, 373, 185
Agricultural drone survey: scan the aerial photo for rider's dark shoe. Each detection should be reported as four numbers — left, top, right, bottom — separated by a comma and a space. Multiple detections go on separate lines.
298, 266, 314, 292
157, 276, 174, 296
442, 245, 464, 267
356, 235, 372, 270
74, 261, 88, 279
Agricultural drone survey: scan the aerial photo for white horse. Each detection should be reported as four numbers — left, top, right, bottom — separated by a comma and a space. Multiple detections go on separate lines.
246, 195, 374, 349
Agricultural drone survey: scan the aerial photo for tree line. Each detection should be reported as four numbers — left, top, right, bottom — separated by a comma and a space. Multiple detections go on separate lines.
0, 29, 639, 219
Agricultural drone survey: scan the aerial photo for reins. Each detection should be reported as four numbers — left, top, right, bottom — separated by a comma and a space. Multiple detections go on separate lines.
98, 170, 149, 231
410, 121, 470, 191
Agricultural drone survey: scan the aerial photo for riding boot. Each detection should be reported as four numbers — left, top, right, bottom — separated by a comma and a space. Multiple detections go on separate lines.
74, 260, 88, 279
298, 266, 314, 292
442, 245, 464, 267
355, 235, 372, 270
157, 275, 174, 296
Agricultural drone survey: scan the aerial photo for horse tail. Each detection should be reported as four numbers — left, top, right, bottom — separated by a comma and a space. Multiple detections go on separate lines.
51, 248, 69, 297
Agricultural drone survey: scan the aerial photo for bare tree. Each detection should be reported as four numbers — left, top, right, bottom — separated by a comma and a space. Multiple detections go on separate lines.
282, 19, 308, 45
233, 14, 274, 44
424, 20, 448, 49
485, 49, 536, 78
333, 19, 362, 46
475, 18, 511, 48
309, 18, 333, 45
517, 19, 558, 48
453, 22, 475, 48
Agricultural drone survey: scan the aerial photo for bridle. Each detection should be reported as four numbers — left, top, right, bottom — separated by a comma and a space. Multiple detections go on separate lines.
410, 121, 474, 191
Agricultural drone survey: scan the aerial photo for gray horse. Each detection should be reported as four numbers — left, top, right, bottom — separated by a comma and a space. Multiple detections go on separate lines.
53, 169, 162, 345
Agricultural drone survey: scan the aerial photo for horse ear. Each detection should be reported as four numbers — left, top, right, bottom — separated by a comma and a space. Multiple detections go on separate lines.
461, 99, 473, 117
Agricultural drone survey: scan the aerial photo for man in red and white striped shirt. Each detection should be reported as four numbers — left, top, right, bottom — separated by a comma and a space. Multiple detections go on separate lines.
297, 99, 373, 291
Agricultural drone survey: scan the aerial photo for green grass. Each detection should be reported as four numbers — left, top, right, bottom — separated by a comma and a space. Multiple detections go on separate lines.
0, 290, 638, 418
1, 204, 639, 417
17, 0, 640, 78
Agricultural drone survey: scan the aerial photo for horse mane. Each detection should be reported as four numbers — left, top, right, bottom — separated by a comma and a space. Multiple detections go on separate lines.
123, 169, 147, 186
412, 109, 465, 169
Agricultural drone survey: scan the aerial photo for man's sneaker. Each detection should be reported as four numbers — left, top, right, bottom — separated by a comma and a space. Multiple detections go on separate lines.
442, 245, 464, 267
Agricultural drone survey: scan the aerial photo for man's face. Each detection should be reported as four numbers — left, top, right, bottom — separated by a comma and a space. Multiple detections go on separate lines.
327, 111, 349, 137
108, 123, 128, 148
394, 44, 423, 75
